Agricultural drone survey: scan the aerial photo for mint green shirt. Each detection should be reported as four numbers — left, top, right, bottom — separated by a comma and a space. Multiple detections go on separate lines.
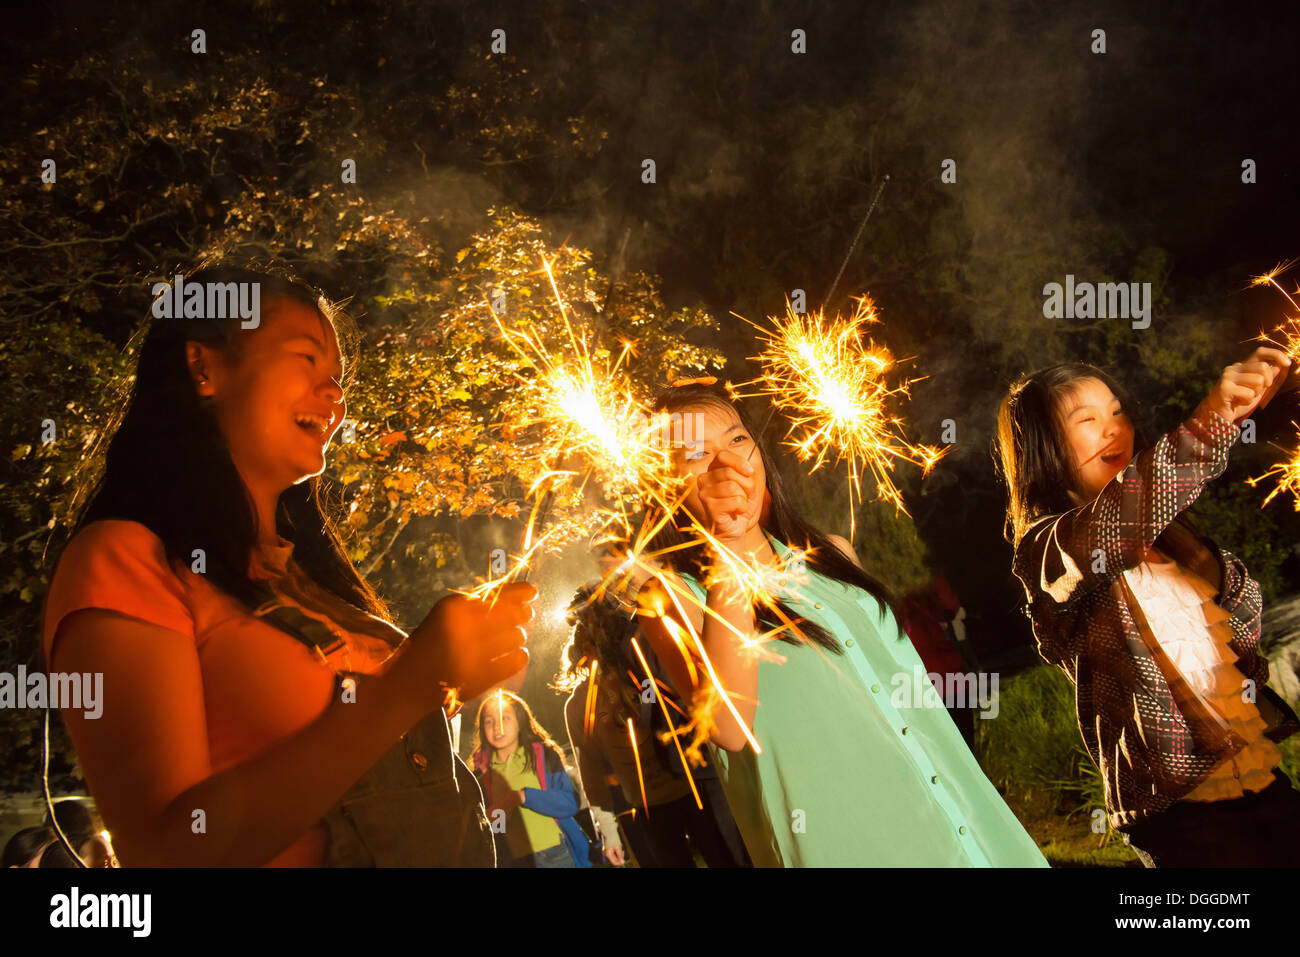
679, 536, 1049, 867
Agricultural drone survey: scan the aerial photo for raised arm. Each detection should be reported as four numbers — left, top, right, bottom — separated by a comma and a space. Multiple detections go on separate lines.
1014, 347, 1289, 664
1015, 407, 1237, 605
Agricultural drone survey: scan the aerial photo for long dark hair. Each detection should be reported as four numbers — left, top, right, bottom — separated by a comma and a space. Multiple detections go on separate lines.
2, 827, 54, 868
557, 582, 643, 722
470, 691, 566, 778
645, 382, 903, 654
65, 262, 389, 626
994, 360, 1224, 606
995, 362, 1152, 545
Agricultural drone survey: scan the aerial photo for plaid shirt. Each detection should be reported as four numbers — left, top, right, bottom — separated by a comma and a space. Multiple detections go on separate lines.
1012, 407, 1297, 832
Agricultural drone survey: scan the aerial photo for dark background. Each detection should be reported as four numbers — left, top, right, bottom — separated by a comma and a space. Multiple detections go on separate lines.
3, 0, 1300, 792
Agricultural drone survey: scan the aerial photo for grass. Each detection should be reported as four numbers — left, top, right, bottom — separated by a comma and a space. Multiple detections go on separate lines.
975, 663, 1300, 867
974, 664, 1137, 867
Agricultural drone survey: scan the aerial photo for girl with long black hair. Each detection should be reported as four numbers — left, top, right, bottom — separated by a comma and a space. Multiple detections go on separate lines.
997, 351, 1300, 866
40, 263, 534, 867
634, 380, 1046, 866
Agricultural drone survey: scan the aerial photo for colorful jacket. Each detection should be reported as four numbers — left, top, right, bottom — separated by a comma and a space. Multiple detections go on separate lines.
474, 742, 592, 867
1011, 406, 1299, 832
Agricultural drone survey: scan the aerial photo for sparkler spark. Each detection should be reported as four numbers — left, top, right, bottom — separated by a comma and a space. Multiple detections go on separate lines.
460, 257, 688, 605
462, 265, 914, 773
1246, 423, 1300, 511
1247, 260, 1300, 509
629, 636, 703, 810
733, 293, 946, 536
1252, 259, 1300, 360
626, 718, 649, 819
464, 255, 779, 765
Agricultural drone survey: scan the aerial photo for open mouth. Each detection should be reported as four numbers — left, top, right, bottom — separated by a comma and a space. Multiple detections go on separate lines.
293, 412, 332, 439
1099, 445, 1126, 466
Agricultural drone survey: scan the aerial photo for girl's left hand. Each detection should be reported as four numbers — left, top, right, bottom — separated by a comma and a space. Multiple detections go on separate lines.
1203, 346, 1292, 423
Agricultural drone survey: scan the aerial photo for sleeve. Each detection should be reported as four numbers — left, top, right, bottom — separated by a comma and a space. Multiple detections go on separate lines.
41, 520, 196, 665
1216, 546, 1269, 685
1011, 407, 1239, 666
565, 688, 616, 809
521, 760, 581, 818
588, 805, 622, 849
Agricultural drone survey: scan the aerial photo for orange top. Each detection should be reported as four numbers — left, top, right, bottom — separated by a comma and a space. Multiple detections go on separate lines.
41, 519, 405, 867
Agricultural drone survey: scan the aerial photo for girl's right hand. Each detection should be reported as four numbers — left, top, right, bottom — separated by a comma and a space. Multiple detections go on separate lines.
1198, 346, 1292, 425
692, 448, 760, 543
390, 583, 535, 715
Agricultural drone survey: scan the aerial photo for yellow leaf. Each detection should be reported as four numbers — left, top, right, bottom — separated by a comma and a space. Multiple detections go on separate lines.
455, 248, 470, 263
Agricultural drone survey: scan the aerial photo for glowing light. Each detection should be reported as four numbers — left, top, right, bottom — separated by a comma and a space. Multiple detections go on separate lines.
732, 293, 946, 535
1246, 260, 1300, 508
1246, 421, 1300, 510
626, 719, 649, 818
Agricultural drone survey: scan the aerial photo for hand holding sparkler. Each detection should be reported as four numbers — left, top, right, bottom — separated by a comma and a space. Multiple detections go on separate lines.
1195, 346, 1292, 425
691, 448, 764, 544
1244, 262, 1300, 509
389, 582, 536, 719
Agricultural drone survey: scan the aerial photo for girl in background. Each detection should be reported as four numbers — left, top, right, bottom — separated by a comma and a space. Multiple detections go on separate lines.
996, 349, 1300, 866
471, 691, 592, 868
634, 380, 1047, 867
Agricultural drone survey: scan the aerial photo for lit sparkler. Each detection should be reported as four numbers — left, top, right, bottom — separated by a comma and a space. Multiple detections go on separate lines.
733, 293, 946, 536
460, 257, 683, 603
1247, 260, 1300, 508
1252, 259, 1300, 359
462, 264, 901, 780
1245, 426, 1300, 511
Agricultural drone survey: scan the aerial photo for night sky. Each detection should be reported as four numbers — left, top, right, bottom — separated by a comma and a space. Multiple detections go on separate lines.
5, 0, 1300, 661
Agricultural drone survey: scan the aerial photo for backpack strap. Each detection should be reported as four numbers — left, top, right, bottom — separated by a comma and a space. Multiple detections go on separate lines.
532, 741, 547, 791
473, 751, 491, 806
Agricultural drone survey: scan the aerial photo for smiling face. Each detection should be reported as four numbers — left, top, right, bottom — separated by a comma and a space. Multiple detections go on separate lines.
671, 401, 767, 531
1055, 376, 1135, 503
188, 297, 346, 497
